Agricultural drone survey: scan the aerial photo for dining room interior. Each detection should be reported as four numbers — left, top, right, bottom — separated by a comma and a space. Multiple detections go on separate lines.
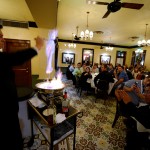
0, 0, 150, 150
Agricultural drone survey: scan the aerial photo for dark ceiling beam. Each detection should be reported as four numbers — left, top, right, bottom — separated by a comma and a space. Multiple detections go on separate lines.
58, 39, 139, 49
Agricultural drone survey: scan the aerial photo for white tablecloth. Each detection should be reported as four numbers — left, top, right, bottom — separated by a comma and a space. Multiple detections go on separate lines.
87, 73, 117, 95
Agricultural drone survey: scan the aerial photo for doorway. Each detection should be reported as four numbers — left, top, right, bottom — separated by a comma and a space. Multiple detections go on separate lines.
4, 38, 32, 87
115, 51, 126, 66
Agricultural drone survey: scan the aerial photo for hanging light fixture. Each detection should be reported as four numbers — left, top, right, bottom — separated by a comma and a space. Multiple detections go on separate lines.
105, 46, 113, 51
135, 48, 143, 54
64, 33, 76, 48
137, 24, 150, 46
105, 37, 113, 51
80, 12, 93, 40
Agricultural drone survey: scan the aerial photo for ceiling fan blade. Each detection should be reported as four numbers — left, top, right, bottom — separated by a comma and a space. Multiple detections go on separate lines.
102, 10, 111, 18
121, 3, 144, 9
86, 0, 109, 5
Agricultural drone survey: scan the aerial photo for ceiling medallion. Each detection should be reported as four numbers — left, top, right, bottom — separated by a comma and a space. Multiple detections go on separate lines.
94, 31, 104, 34
129, 36, 139, 41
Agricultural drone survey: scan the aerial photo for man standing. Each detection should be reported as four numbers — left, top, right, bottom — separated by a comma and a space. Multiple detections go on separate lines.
0, 25, 44, 150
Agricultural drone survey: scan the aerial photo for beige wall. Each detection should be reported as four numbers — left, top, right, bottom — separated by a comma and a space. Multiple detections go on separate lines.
2, 26, 55, 79
58, 42, 137, 68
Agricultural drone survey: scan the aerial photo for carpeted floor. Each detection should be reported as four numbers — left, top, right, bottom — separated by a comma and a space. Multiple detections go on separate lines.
23, 75, 127, 150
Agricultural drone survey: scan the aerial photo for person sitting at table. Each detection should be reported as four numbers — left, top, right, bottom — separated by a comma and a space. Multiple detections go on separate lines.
72, 62, 82, 86
66, 63, 75, 80
115, 86, 150, 149
91, 63, 99, 73
113, 65, 129, 90
115, 75, 150, 106
94, 64, 114, 88
78, 66, 92, 92
80, 63, 87, 73
108, 63, 115, 77
115, 86, 150, 129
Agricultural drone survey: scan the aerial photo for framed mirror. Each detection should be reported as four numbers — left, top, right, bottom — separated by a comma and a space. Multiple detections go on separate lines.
62, 52, 75, 64
131, 50, 146, 66
100, 55, 111, 65
82, 48, 94, 65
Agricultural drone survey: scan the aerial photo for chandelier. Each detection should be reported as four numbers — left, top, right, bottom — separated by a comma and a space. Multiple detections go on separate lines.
105, 46, 113, 51
64, 33, 76, 48
105, 37, 113, 51
137, 24, 150, 46
135, 48, 143, 54
80, 12, 93, 40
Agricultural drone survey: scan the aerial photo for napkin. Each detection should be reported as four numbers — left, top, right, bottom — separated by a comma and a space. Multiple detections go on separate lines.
56, 113, 66, 124
29, 96, 45, 107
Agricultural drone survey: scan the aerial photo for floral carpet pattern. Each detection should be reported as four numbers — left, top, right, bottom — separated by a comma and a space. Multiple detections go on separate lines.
24, 76, 127, 150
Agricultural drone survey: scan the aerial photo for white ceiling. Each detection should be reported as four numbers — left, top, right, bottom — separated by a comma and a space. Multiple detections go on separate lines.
0, 0, 150, 47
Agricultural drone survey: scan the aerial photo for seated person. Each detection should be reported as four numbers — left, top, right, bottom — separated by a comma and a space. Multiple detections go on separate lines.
66, 63, 75, 80
80, 63, 87, 73
136, 68, 145, 80
114, 65, 129, 89
66, 64, 72, 80
115, 76, 150, 106
69, 63, 75, 72
108, 63, 115, 77
72, 62, 82, 86
94, 64, 114, 87
115, 88, 150, 129
124, 65, 134, 80
91, 63, 99, 73
79, 66, 92, 91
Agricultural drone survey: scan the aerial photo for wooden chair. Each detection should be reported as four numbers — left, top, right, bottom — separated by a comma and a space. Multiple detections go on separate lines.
95, 80, 109, 103
76, 77, 91, 97
112, 98, 130, 128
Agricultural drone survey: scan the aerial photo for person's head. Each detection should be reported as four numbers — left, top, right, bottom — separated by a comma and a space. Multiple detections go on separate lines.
0, 25, 5, 49
82, 63, 87, 71
109, 64, 114, 69
101, 64, 107, 72
85, 66, 91, 73
93, 63, 98, 69
82, 63, 86, 67
143, 76, 150, 86
117, 66, 124, 73
77, 62, 81, 68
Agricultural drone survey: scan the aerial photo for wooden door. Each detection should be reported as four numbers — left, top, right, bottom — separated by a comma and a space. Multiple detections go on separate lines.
4, 39, 32, 87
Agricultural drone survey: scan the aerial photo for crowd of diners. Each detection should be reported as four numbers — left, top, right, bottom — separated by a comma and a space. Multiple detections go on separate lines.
66, 61, 149, 92
66, 61, 150, 149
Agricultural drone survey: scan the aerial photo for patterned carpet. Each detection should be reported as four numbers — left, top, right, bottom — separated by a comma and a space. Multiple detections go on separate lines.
23, 76, 127, 150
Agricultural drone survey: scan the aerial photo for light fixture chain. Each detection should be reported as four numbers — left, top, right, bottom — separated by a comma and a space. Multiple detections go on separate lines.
87, 12, 89, 28
145, 24, 148, 40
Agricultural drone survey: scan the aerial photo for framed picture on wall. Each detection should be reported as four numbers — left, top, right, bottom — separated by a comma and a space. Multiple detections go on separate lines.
62, 52, 75, 64
82, 48, 94, 65
100, 55, 111, 65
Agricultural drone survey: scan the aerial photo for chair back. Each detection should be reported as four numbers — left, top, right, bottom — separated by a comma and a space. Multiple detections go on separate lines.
97, 80, 109, 91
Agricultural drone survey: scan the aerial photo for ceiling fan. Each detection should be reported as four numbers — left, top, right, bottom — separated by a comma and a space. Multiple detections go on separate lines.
73, 26, 81, 40
86, 0, 144, 18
